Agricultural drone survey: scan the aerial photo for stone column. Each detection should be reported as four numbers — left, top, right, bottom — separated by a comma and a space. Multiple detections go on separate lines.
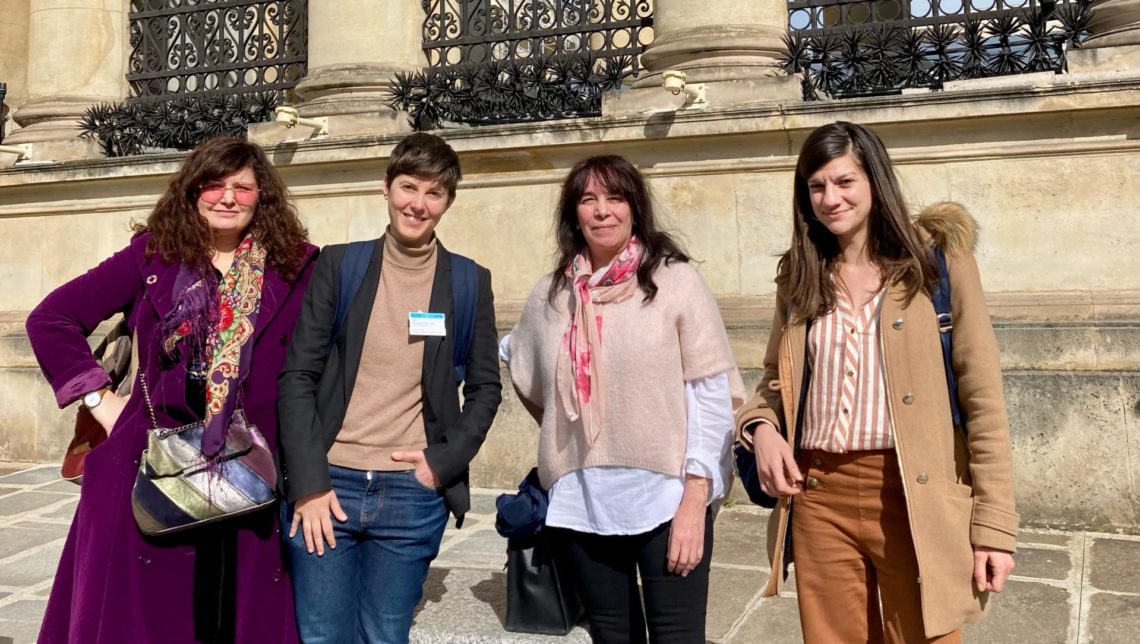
0, 0, 30, 139
6, 0, 127, 160
1067, 0, 1140, 72
1085, 0, 1140, 48
634, 0, 789, 87
605, 0, 797, 114
292, 0, 422, 135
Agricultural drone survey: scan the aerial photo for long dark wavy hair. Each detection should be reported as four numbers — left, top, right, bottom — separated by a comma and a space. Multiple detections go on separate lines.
778, 121, 935, 322
133, 135, 310, 281
549, 155, 689, 303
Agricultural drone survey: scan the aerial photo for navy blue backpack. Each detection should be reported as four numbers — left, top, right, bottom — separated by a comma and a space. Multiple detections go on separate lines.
326, 239, 479, 383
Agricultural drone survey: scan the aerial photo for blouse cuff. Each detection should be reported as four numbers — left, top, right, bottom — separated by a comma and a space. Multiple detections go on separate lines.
54, 366, 111, 408
498, 333, 512, 364
685, 371, 735, 503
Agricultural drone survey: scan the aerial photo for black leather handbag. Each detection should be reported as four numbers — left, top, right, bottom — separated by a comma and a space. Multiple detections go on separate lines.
504, 534, 582, 636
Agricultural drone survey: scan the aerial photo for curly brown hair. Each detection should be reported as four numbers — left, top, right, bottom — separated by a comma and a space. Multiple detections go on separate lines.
134, 135, 310, 281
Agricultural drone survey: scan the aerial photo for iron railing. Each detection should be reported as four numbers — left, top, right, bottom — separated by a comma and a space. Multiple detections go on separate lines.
784, 0, 1091, 99
423, 0, 652, 70
397, 0, 653, 126
127, 0, 307, 100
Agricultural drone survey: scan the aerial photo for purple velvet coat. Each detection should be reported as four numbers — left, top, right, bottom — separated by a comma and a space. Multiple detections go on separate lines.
26, 233, 317, 644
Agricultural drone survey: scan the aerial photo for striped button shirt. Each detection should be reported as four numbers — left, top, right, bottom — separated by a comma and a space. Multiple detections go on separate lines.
802, 288, 894, 452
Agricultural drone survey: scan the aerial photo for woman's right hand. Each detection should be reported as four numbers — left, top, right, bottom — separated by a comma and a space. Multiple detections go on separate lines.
752, 422, 803, 497
90, 392, 130, 435
290, 489, 348, 556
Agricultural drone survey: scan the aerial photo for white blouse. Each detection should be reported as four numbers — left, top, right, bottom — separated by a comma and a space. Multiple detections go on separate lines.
500, 334, 735, 536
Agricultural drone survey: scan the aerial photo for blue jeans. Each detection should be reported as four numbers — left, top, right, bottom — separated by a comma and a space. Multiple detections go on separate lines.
283, 466, 449, 644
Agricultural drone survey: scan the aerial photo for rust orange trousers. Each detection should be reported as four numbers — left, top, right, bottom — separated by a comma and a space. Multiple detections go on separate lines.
791, 449, 962, 644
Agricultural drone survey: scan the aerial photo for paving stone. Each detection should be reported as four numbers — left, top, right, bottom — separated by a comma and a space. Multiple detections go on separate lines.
0, 486, 21, 498
0, 526, 68, 560
435, 528, 509, 570
1018, 530, 1072, 547
0, 468, 61, 486
33, 480, 81, 495
459, 514, 490, 531
711, 508, 770, 569
0, 542, 65, 587
37, 500, 78, 522
411, 566, 590, 643
0, 617, 42, 644
468, 492, 500, 518
0, 492, 73, 518
962, 581, 1070, 644
726, 595, 803, 644
1013, 547, 1072, 581
0, 600, 47, 622
1087, 592, 1140, 644
706, 566, 767, 641
0, 466, 26, 477
1089, 538, 1140, 593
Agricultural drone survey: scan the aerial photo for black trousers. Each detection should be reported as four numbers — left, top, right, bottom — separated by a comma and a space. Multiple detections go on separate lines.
547, 508, 714, 644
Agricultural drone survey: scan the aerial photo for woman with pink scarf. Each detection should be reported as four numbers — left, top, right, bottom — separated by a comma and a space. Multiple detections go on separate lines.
504, 156, 743, 643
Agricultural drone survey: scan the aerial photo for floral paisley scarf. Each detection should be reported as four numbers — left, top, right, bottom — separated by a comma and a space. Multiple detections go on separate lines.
162, 234, 266, 456
557, 236, 643, 446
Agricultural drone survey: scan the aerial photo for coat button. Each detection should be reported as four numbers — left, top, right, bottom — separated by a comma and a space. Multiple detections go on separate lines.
279, 334, 288, 346
917, 473, 929, 484
811, 457, 822, 467
902, 393, 915, 405
892, 319, 904, 330
146, 275, 158, 285
807, 477, 821, 489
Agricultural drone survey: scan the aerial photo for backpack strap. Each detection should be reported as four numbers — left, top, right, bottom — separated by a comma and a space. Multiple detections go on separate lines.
449, 253, 479, 383
932, 247, 966, 433
328, 240, 375, 353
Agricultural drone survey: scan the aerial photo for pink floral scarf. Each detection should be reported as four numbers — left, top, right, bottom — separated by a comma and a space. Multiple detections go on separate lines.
557, 236, 643, 446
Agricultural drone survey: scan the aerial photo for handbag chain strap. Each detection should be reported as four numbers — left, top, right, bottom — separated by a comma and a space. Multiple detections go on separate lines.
136, 373, 161, 431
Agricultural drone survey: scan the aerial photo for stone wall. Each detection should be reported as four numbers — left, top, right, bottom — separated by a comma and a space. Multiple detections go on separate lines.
1, 71, 1139, 532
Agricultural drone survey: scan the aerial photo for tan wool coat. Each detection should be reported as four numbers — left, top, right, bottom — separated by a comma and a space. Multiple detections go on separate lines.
735, 203, 1019, 638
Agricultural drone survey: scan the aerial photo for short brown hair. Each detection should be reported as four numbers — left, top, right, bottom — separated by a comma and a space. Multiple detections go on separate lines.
384, 132, 462, 200
134, 135, 310, 282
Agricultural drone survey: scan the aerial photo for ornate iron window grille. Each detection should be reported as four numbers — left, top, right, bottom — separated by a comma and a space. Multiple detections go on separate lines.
393, 0, 653, 127
784, 0, 1091, 100
127, 0, 307, 100
84, 1, 306, 156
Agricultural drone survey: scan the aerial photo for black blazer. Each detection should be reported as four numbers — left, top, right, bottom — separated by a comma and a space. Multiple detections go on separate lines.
277, 237, 502, 525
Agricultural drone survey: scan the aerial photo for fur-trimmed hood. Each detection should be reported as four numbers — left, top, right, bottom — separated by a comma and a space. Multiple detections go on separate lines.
915, 201, 978, 255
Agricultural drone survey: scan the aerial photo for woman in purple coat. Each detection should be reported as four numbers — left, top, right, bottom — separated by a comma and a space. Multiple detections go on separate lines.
26, 136, 316, 643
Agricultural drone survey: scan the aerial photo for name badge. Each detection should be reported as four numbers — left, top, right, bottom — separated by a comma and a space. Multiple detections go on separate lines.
409, 311, 446, 337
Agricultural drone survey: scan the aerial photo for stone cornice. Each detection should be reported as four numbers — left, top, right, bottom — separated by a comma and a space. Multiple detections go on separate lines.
2, 70, 1140, 192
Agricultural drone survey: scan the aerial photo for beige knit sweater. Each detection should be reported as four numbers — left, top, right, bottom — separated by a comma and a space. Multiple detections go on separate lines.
328, 234, 435, 471
509, 260, 741, 489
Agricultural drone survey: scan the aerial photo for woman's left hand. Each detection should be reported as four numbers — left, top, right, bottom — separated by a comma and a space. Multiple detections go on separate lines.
391, 450, 441, 489
667, 478, 708, 577
973, 546, 1016, 592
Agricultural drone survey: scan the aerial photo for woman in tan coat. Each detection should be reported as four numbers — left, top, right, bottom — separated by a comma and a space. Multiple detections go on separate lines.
735, 122, 1018, 643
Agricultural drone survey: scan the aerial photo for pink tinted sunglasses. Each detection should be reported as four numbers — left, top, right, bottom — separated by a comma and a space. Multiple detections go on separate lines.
199, 182, 259, 206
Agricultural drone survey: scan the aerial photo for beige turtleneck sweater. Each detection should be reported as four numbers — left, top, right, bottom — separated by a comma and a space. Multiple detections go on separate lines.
328, 233, 436, 471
